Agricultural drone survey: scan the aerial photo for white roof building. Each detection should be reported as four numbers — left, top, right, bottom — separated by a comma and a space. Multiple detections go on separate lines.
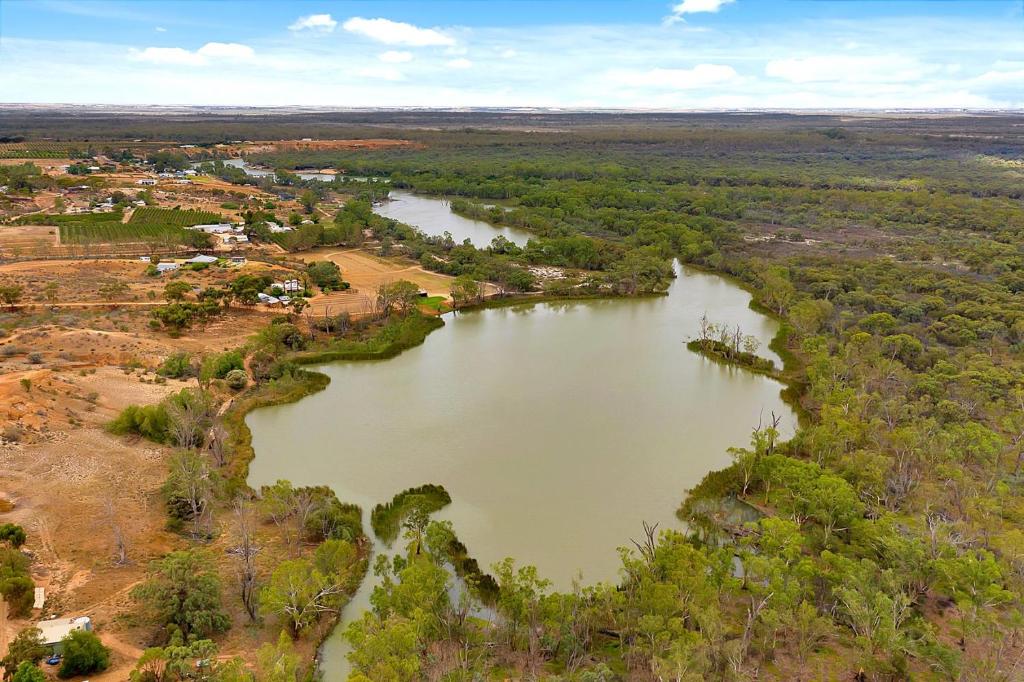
186, 254, 219, 264
156, 262, 181, 274
38, 616, 91, 647
187, 223, 236, 234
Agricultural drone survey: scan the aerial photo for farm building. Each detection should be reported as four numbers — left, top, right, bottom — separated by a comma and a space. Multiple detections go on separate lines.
155, 262, 180, 274
257, 292, 281, 305
273, 279, 301, 293
37, 616, 91, 653
188, 223, 236, 234
186, 254, 218, 265
136, 179, 157, 186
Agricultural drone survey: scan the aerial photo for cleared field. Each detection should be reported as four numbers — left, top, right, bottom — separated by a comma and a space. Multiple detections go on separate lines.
299, 248, 457, 315
0, 224, 58, 257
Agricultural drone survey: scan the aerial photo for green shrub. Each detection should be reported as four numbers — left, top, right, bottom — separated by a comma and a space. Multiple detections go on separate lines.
0, 547, 34, 617
58, 630, 110, 678
224, 369, 248, 390
200, 350, 244, 383
11, 661, 46, 682
108, 403, 171, 443
0, 523, 26, 548
157, 352, 193, 378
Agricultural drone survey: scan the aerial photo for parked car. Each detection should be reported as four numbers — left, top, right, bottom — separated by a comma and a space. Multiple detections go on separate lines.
46, 654, 61, 665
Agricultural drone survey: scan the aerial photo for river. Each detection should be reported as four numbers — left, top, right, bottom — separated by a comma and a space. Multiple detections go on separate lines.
375, 190, 533, 248
245, 194, 795, 680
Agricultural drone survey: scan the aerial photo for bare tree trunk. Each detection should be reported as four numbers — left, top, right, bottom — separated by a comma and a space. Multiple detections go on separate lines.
104, 497, 128, 565
232, 498, 260, 622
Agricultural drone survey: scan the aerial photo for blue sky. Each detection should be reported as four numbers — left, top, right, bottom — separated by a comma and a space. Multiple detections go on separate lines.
1, 0, 1022, 108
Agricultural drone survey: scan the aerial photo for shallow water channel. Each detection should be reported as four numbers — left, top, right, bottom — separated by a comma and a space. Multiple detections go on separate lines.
246, 194, 796, 679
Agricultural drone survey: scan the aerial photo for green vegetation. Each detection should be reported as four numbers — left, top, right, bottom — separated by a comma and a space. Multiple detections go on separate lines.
0, 548, 34, 617
57, 630, 110, 679
129, 206, 224, 228
108, 388, 214, 447
305, 260, 342, 290
132, 550, 231, 639
1, 627, 46, 676
29, 113, 1024, 678
0, 524, 26, 548
370, 484, 452, 545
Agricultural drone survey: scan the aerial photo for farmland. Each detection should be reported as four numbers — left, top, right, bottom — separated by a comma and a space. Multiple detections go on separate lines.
128, 206, 225, 227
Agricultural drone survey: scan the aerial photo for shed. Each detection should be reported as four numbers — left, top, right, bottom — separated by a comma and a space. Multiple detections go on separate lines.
38, 616, 91, 653
186, 254, 218, 265
156, 262, 180, 274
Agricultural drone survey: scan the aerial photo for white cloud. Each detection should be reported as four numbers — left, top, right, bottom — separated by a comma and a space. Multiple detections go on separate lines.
612, 64, 738, 89
379, 50, 413, 63
196, 42, 254, 60
289, 14, 337, 33
155, 26, 166, 33
765, 55, 929, 83
342, 17, 454, 46
500, 49, 518, 59
132, 46, 205, 66
447, 58, 473, 70
667, 0, 735, 23
131, 42, 254, 67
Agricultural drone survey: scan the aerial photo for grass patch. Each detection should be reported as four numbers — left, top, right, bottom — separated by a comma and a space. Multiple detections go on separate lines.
371, 484, 452, 544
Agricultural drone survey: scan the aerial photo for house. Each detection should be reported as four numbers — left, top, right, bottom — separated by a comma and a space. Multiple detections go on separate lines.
136, 179, 157, 186
266, 222, 292, 234
257, 293, 280, 305
188, 223, 235, 234
218, 233, 248, 245
229, 256, 247, 265
272, 279, 301, 293
156, 262, 180, 274
186, 254, 218, 265
38, 617, 91, 654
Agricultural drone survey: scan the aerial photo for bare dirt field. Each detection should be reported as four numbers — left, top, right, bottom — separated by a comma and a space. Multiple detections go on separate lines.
0, 258, 298, 305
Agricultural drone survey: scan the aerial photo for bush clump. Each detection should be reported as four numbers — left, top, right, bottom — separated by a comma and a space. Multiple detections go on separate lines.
58, 630, 110, 678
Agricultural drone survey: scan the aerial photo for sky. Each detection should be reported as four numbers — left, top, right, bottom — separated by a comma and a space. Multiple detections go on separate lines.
0, 0, 1022, 109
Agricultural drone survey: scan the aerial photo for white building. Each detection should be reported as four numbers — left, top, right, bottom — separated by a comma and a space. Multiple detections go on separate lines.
38, 616, 91, 653
188, 223, 236, 234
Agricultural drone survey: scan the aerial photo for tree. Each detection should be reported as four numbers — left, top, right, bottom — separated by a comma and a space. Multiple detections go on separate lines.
10, 663, 44, 682
450, 275, 485, 307
260, 558, 346, 636
162, 450, 213, 537
0, 524, 26, 548
163, 281, 192, 302
58, 630, 110, 678
164, 388, 214, 450
133, 550, 230, 638
345, 613, 421, 682
257, 630, 301, 682
299, 189, 318, 214
306, 261, 342, 290
0, 285, 23, 310
2, 627, 46, 678
231, 499, 260, 622
376, 280, 420, 318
